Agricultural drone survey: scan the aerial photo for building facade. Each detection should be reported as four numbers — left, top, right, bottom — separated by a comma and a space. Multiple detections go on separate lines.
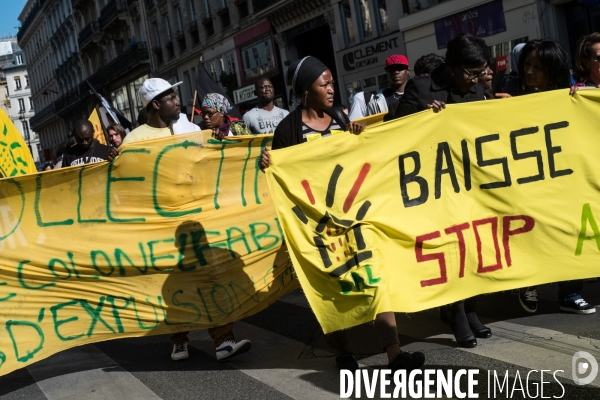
141, 0, 340, 115
19, 0, 151, 161
3, 50, 42, 163
0, 38, 19, 118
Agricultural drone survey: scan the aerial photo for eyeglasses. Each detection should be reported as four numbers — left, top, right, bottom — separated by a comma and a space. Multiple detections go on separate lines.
461, 65, 488, 81
202, 110, 218, 118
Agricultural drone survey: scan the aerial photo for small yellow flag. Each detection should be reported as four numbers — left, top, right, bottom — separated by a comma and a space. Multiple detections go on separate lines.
88, 107, 107, 145
0, 108, 36, 177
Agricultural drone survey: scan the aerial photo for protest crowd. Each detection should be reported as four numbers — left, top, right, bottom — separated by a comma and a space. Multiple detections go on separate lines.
6, 30, 600, 376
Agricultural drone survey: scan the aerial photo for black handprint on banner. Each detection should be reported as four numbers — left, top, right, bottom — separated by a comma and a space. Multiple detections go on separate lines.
292, 163, 379, 285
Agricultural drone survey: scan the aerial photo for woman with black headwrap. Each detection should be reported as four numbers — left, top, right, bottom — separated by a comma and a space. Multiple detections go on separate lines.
259, 56, 425, 373
269, 57, 363, 149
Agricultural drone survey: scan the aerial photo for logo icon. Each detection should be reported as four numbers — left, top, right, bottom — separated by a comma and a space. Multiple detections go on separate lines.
572, 351, 598, 385
342, 52, 355, 72
292, 163, 373, 279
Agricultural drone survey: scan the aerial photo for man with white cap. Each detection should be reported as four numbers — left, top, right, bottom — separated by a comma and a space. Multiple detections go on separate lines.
122, 78, 199, 144
120, 78, 252, 362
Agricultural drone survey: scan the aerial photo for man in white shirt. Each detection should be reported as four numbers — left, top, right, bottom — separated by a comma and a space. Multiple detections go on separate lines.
119, 78, 252, 363
242, 78, 289, 134
348, 54, 410, 120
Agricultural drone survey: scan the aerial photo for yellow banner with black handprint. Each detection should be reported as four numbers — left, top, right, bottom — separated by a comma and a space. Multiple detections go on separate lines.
266, 89, 600, 334
0, 109, 36, 177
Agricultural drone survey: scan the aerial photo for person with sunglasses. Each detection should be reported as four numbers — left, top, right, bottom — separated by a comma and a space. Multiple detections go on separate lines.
500, 39, 596, 316
389, 33, 492, 349
201, 93, 252, 139
573, 33, 600, 89
391, 33, 488, 119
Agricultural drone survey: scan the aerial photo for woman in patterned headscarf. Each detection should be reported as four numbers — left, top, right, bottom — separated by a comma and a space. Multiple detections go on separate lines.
201, 93, 251, 139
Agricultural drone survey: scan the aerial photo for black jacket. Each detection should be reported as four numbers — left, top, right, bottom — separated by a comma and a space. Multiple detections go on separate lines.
393, 64, 485, 119
272, 107, 350, 150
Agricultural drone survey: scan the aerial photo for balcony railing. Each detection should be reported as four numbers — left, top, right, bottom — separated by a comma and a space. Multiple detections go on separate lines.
99, 0, 128, 29
29, 103, 55, 132
252, 0, 281, 13
54, 82, 89, 118
78, 21, 100, 49
87, 42, 149, 89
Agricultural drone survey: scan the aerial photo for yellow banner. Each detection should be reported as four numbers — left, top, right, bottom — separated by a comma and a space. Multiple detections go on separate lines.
266, 89, 600, 334
0, 108, 36, 177
0, 132, 297, 376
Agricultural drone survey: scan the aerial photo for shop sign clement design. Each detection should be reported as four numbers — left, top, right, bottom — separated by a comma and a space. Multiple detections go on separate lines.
339, 36, 400, 72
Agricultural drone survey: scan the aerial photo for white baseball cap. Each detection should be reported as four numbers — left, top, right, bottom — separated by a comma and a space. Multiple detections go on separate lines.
139, 78, 183, 107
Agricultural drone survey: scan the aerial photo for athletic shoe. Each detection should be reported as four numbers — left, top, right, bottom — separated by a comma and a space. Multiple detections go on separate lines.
171, 343, 189, 361
388, 351, 426, 372
560, 298, 596, 315
519, 287, 538, 313
335, 352, 359, 371
216, 339, 252, 361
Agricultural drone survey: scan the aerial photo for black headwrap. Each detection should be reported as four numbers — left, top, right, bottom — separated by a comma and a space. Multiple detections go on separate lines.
290, 56, 329, 97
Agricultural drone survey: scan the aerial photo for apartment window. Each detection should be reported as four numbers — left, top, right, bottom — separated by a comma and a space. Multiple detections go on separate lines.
15, 54, 23, 64
22, 121, 30, 141
165, 16, 172, 41
227, 54, 236, 74
25, 75, 30, 87
209, 61, 218, 81
340, 1, 356, 45
374, 0, 389, 33
191, 27, 200, 45
153, 22, 161, 46
29, 97, 34, 110
18, 98, 25, 112
241, 36, 276, 80
238, 1, 249, 18
184, 71, 191, 103
14, 77, 21, 90
205, 20, 214, 36
356, 0, 372, 39
176, 8, 184, 32
220, 11, 231, 29
189, 0, 197, 21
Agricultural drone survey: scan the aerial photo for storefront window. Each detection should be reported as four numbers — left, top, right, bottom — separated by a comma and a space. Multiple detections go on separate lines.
346, 80, 361, 105
488, 37, 527, 74
241, 36, 276, 80
340, 1, 356, 46
129, 75, 148, 123
374, 0, 388, 33
356, 0, 372, 39
345, 73, 390, 105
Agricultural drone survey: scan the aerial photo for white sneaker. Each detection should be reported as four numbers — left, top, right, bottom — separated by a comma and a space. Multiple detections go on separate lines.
216, 339, 252, 361
171, 343, 189, 361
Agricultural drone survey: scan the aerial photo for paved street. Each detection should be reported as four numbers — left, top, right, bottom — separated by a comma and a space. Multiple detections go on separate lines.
2, 282, 600, 400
